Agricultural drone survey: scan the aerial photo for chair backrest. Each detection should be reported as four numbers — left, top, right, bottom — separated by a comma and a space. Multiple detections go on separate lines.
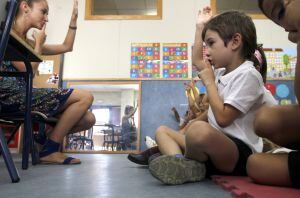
87, 127, 93, 139
0, 0, 18, 62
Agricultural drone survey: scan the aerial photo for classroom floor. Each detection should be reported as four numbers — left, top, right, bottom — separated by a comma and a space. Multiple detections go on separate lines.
0, 154, 232, 198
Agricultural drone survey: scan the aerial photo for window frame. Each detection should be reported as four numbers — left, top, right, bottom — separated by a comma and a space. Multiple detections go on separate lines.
211, 0, 266, 19
85, 0, 163, 20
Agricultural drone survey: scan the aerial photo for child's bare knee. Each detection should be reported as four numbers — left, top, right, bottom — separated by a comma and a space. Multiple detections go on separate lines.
156, 125, 169, 134
155, 125, 169, 138
186, 123, 212, 148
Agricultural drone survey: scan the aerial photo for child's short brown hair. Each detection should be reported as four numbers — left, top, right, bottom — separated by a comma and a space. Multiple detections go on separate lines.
202, 11, 257, 60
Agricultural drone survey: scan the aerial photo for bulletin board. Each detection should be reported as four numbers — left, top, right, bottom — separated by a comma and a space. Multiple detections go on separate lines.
33, 54, 64, 88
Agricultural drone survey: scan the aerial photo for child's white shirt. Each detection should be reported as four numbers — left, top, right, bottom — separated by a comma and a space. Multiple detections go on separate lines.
207, 61, 277, 153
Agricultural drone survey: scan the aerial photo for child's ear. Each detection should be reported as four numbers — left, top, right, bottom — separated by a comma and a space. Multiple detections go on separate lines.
231, 33, 242, 51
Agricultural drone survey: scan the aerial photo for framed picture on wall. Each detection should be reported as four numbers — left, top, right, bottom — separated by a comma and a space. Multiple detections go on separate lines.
85, 0, 163, 20
33, 54, 64, 88
211, 0, 266, 19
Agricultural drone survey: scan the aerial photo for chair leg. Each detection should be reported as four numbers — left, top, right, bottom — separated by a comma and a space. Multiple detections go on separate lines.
22, 60, 34, 170
91, 140, 94, 150
22, 125, 30, 170
0, 129, 20, 183
31, 122, 44, 165
30, 130, 39, 165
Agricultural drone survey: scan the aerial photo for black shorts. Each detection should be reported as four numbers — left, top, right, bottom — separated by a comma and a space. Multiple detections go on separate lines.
288, 151, 300, 188
205, 136, 253, 177
286, 144, 300, 150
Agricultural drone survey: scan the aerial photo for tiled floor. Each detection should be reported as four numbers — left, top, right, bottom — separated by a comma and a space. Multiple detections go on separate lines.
0, 154, 232, 198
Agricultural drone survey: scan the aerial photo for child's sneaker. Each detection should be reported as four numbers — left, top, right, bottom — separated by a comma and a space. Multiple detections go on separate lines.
148, 152, 162, 164
149, 155, 206, 185
145, 136, 157, 148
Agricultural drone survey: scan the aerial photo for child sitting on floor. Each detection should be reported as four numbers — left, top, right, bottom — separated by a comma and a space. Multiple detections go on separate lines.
148, 6, 277, 185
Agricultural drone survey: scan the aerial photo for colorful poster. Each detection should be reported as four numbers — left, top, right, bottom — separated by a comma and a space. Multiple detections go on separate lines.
162, 43, 188, 78
192, 45, 207, 78
130, 43, 160, 78
265, 48, 296, 80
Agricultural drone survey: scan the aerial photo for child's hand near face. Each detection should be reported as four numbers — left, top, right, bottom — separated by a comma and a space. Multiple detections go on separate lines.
197, 60, 215, 87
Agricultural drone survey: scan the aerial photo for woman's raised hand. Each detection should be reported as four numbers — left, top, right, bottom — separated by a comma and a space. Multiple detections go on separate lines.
70, 0, 78, 25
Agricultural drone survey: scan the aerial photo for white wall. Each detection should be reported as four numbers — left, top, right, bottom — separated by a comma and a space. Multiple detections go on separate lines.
93, 92, 121, 106
46, 0, 296, 79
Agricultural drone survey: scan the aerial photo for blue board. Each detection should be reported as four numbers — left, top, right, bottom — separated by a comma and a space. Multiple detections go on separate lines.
140, 80, 205, 150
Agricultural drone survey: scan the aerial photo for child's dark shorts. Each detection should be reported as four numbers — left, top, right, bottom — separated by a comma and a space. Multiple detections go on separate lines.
288, 150, 300, 188
205, 136, 253, 177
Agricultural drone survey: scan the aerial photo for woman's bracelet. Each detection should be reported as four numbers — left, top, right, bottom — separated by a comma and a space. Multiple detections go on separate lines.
69, 25, 77, 30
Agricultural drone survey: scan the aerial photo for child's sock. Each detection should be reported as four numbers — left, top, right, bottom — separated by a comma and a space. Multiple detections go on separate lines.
39, 139, 60, 158
175, 154, 184, 158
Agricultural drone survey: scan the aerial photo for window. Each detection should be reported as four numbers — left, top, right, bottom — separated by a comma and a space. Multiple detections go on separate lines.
211, 0, 266, 19
93, 108, 110, 124
85, 0, 162, 20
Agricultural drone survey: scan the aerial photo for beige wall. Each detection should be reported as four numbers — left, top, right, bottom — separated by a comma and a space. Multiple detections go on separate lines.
45, 0, 296, 79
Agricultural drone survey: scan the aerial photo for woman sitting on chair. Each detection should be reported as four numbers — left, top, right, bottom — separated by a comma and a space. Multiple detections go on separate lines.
0, 0, 95, 165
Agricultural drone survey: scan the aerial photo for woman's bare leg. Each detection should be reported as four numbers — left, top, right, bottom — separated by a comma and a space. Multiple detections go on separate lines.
49, 89, 94, 143
68, 111, 95, 133
39, 90, 94, 164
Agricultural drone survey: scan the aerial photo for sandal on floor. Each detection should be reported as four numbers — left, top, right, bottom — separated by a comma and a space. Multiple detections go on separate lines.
40, 152, 81, 165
